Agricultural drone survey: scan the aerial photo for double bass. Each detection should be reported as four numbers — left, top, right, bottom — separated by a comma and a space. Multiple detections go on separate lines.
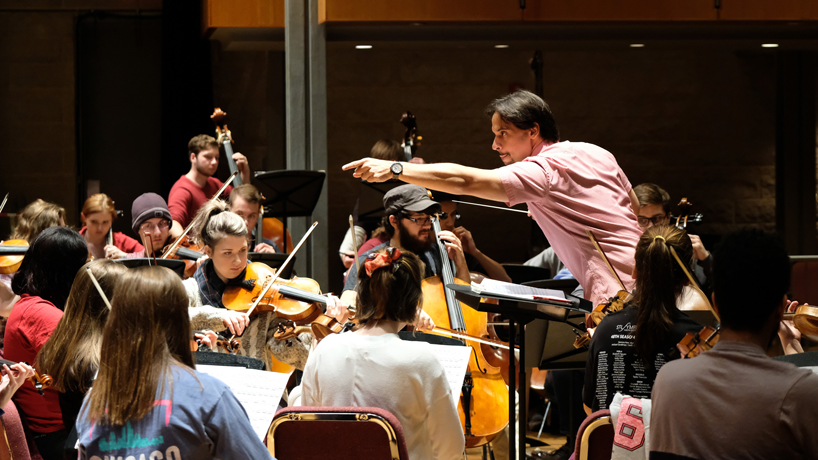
210, 108, 293, 253
421, 214, 508, 447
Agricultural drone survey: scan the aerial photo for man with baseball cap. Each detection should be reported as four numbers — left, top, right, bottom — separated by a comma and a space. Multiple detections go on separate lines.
339, 184, 470, 309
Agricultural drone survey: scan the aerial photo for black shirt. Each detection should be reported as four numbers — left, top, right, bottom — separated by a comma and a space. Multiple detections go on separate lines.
583, 305, 701, 411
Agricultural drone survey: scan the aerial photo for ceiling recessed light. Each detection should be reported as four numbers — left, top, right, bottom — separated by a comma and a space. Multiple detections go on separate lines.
495, 44, 509, 49
630, 43, 645, 48
762, 43, 779, 48
355, 45, 372, 50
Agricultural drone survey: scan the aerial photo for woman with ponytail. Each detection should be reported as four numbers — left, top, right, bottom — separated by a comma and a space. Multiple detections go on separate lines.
184, 199, 344, 371
582, 225, 703, 413
301, 247, 465, 460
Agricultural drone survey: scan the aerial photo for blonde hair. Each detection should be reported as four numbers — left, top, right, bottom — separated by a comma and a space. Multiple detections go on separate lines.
87, 266, 194, 425
81, 193, 116, 220
10, 199, 66, 242
37, 259, 127, 392
188, 199, 247, 248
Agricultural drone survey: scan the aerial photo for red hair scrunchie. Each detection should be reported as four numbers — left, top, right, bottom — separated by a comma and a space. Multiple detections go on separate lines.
364, 247, 402, 276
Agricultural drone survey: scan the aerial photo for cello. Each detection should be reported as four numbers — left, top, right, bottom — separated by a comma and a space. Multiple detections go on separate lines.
421, 214, 508, 448
210, 108, 293, 253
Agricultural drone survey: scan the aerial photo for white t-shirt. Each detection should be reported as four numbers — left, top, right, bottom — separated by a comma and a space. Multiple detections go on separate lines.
301, 332, 465, 460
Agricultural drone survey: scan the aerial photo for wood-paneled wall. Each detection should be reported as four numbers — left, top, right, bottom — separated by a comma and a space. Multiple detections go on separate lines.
203, 0, 284, 34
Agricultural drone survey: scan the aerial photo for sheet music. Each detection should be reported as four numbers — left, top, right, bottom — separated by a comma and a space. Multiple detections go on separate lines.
197, 365, 291, 440
427, 344, 473, 398
471, 278, 570, 303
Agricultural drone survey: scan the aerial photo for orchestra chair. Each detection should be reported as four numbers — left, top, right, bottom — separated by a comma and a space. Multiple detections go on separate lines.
0, 400, 37, 460
267, 406, 409, 460
572, 410, 613, 460
790, 256, 818, 306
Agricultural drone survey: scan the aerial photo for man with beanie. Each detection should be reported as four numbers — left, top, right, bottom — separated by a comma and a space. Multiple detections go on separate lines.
124, 193, 174, 258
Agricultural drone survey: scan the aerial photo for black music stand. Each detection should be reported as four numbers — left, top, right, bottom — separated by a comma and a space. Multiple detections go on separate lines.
448, 283, 592, 460
115, 258, 186, 277
253, 170, 326, 253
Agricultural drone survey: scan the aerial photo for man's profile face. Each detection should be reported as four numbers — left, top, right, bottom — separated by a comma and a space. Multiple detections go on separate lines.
637, 203, 670, 231
231, 196, 260, 232
191, 146, 220, 177
491, 113, 538, 165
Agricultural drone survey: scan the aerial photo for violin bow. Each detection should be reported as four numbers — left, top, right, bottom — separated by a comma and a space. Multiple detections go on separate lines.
162, 171, 238, 260
0, 193, 8, 214
668, 246, 720, 323
451, 200, 529, 214
586, 229, 627, 292
431, 326, 516, 350
240, 221, 319, 321
348, 215, 360, 275
86, 266, 113, 310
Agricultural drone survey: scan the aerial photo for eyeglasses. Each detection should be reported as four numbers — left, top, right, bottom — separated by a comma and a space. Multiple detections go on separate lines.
439, 212, 460, 221
403, 214, 433, 226
637, 214, 668, 227
139, 220, 171, 232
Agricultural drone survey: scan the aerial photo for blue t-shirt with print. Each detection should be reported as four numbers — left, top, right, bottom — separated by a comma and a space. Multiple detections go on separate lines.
76, 365, 273, 460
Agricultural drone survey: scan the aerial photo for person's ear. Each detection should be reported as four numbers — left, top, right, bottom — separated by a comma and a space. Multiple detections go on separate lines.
530, 122, 540, 139
189, 152, 196, 163
202, 245, 212, 258
389, 215, 399, 230
80, 212, 86, 223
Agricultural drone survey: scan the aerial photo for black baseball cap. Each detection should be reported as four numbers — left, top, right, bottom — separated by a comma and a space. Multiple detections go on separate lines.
383, 185, 440, 215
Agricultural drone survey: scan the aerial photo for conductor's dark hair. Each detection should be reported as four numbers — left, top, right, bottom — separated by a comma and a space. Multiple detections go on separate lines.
356, 249, 424, 326
713, 228, 790, 333
12, 226, 88, 309
485, 90, 559, 143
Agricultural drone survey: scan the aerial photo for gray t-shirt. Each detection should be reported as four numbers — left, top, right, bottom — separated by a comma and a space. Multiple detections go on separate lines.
76, 366, 273, 460
650, 340, 818, 460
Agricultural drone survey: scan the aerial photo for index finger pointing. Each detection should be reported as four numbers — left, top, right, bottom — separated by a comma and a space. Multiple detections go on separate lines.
342, 159, 366, 171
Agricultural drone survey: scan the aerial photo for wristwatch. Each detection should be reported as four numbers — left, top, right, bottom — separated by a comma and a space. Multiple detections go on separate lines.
390, 162, 403, 180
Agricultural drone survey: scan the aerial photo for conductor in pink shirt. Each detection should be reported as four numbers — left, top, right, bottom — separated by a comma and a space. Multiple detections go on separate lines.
344, 90, 642, 303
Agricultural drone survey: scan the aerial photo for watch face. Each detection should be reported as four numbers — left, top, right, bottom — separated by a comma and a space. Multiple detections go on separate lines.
391, 163, 403, 175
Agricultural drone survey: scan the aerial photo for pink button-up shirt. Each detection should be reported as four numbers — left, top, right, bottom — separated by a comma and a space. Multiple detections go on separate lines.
496, 141, 641, 303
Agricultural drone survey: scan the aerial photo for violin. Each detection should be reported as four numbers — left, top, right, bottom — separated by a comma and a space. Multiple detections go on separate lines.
0, 239, 28, 274
221, 262, 344, 340
0, 358, 53, 396
192, 332, 242, 354
161, 235, 204, 279
677, 325, 720, 358
421, 214, 508, 448
573, 290, 634, 349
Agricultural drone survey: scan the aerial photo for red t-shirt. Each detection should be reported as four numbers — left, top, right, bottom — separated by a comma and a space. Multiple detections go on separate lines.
168, 175, 234, 228
4, 294, 64, 433
79, 227, 144, 254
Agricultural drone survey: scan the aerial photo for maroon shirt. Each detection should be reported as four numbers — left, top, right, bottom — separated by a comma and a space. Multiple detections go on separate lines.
4, 295, 64, 433
79, 227, 143, 254
168, 175, 234, 228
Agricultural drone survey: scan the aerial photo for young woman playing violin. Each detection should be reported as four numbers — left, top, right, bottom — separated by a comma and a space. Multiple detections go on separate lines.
301, 247, 465, 460
185, 199, 345, 371
1, 198, 67, 288
582, 225, 702, 414
37, 259, 127, 458
76, 266, 273, 459
80, 193, 143, 260
5, 226, 88, 460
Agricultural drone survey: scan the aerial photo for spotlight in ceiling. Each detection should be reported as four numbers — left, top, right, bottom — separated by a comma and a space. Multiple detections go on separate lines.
355, 45, 373, 50
494, 44, 509, 49
761, 43, 779, 48
630, 43, 645, 48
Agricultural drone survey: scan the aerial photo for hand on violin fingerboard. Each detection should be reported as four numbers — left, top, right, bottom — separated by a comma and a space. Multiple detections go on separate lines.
779, 300, 804, 355
689, 235, 710, 261
0, 363, 35, 408
222, 311, 250, 336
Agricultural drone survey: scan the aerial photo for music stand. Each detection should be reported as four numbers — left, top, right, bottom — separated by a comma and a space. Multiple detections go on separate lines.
253, 170, 326, 253
247, 252, 294, 279
115, 258, 187, 278
447, 283, 591, 460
